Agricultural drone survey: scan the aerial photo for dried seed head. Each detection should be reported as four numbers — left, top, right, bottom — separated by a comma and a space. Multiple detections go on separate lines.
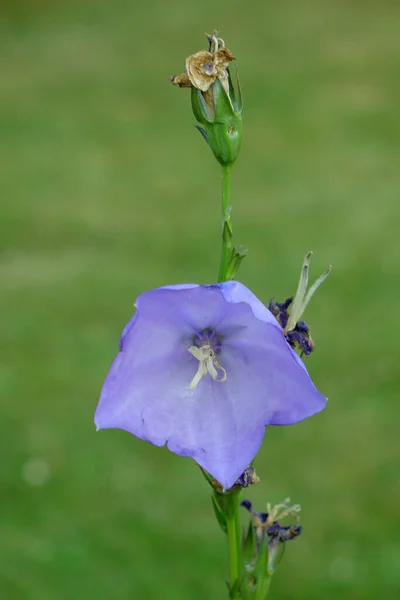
170, 31, 242, 165
171, 33, 235, 93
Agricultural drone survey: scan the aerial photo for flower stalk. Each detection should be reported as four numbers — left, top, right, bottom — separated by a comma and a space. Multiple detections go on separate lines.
214, 489, 243, 598
95, 28, 331, 600
218, 164, 233, 282
227, 506, 242, 598
213, 77, 242, 599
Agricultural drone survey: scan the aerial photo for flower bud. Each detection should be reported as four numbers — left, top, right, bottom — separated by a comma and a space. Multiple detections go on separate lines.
269, 252, 331, 356
240, 497, 302, 595
171, 31, 243, 166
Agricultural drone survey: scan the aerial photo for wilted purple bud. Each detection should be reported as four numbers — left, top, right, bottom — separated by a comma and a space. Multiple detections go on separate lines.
241, 497, 302, 574
95, 282, 326, 490
269, 252, 331, 356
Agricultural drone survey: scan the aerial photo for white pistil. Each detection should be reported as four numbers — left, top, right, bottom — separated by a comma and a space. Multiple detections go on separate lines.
188, 345, 227, 390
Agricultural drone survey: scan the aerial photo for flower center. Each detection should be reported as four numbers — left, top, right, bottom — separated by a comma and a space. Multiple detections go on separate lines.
188, 330, 227, 390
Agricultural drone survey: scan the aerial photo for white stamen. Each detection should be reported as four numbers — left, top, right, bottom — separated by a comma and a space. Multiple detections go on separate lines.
188, 345, 227, 390
266, 497, 302, 526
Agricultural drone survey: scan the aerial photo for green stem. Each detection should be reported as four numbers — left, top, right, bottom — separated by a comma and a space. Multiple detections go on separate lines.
255, 574, 272, 600
224, 492, 242, 598
218, 163, 233, 282
216, 165, 243, 598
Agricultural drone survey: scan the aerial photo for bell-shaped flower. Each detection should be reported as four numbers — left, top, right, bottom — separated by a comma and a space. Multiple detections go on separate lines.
94, 281, 326, 490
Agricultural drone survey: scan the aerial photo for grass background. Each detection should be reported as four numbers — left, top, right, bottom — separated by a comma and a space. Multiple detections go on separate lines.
1, 0, 399, 598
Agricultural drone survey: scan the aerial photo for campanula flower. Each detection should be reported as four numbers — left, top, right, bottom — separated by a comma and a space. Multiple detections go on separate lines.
95, 282, 326, 490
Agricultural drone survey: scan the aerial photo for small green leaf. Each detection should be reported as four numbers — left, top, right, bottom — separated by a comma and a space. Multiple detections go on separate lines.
242, 521, 255, 565
191, 87, 213, 124
267, 542, 286, 575
213, 77, 235, 123
227, 66, 243, 114
225, 246, 247, 280
239, 575, 253, 600
253, 538, 268, 582
195, 125, 209, 145
227, 577, 241, 599
211, 493, 228, 534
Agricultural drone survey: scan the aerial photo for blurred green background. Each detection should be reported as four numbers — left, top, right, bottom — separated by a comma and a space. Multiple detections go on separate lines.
1, 0, 399, 598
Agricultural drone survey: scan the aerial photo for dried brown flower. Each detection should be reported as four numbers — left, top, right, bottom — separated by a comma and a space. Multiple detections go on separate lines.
171, 31, 235, 96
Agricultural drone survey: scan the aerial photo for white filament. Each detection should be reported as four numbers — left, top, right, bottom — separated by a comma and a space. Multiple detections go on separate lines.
188, 345, 227, 390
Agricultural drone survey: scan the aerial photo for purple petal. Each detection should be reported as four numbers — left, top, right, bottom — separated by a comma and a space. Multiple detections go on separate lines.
220, 280, 311, 376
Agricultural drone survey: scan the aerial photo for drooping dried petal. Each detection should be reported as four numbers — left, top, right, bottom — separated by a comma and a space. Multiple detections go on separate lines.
170, 72, 192, 87
213, 47, 235, 72
186, 50, 216, 91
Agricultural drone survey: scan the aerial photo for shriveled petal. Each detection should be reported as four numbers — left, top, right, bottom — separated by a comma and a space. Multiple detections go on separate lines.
213, 47, 235, 72
170, 72, 192, 88
186, 50, 216, 91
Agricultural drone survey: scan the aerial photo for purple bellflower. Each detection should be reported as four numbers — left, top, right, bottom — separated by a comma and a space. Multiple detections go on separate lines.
95, 281, 326, 490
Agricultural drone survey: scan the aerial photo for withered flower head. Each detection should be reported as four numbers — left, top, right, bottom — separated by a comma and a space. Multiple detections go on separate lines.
269, 252, 331, 356
170, 31, 243, 166
171, 32, 235, 96
241, 498, 303, 578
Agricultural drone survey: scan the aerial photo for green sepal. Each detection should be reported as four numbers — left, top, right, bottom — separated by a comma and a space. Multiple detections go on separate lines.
253, 538, 270, 600
221, 219, 234, 275
242, 520, 256, 566
227, 578, 242, 599
191, 87, 213, 124
213, 77, 235, 122
222, 216, 233, 242
195, 125, 209, 146
239, 577, 253, 600
211, 492, 228, 534
225, 246, 248, 280
253, 537, 268, 582
227, 66, 243, 114
191, 75, 243, 166
199, 466, 214, 487
267, 542, 286, 576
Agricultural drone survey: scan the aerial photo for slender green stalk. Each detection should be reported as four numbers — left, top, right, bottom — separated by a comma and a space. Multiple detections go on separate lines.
225, 493, 242, 598
255, 574, 272, 600
218, 164, 233, 282
216, 164, 243, 598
